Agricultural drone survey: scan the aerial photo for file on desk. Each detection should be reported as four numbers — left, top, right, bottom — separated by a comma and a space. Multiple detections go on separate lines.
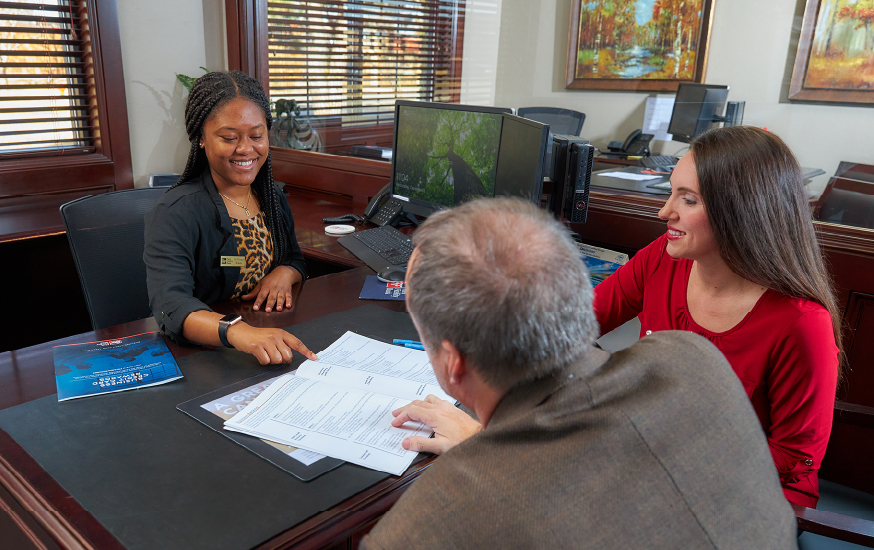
53, 331, 182, 401
224, 332, 451, 476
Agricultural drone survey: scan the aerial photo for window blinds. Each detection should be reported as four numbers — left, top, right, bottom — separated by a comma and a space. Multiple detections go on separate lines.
0, 1, 95, 157
267, 0, 463, 128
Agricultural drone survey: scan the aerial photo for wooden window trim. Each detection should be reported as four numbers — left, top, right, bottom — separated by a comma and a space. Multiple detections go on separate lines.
224, 0, 465, 202
0, 0, 133, 243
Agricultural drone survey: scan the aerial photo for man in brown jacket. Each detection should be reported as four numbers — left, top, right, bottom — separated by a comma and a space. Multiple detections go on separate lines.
361, 197, 798, 549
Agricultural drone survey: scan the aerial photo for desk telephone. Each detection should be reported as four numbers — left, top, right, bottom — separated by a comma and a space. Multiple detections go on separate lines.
364, 183, 405, 226
607, 129, 654, 156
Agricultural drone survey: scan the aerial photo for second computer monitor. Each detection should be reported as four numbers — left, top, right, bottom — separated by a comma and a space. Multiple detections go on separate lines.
668, 83, 730, 143
494, 114, 550, 203
391, 100, 512, 217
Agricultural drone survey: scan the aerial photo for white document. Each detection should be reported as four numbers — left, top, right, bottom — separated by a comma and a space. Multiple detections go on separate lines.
643, 96, 674, 142
224, 332, 451, 476
289, 448, 326, 466
596, 171, 661, 181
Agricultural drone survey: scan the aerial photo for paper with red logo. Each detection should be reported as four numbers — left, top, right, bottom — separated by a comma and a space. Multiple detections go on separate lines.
53, 331, 182, 401
359, 275, 406, 301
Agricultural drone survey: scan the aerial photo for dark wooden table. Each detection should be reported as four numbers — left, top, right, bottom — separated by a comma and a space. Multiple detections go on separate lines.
0, 212, 431, 550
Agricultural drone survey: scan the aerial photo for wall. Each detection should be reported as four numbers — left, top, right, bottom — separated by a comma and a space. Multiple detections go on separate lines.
116, 0, 227, 188
493, 0, 874, 194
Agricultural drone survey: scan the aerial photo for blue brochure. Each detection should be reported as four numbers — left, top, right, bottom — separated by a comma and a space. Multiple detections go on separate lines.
53, 331, 183, 401
577, 243, 629, 287
359, 275, 406, 301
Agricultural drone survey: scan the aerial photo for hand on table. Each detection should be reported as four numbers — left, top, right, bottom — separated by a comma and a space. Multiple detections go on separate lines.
227, 323, 317, 365
391, 395, 483, 455
242, 266, 300, 312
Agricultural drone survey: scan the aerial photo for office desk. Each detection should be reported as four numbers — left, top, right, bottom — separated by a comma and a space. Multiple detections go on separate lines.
591, 166, 672, 196
0, 267, 431, 550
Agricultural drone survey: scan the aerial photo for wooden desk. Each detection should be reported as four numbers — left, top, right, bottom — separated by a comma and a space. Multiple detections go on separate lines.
0, 267, 430, 550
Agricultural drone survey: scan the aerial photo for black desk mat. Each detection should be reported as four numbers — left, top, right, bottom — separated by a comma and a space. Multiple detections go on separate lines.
0, 305, 422, 550
177, 370, 346, 482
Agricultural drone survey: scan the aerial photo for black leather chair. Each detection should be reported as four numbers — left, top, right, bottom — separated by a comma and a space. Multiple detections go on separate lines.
60, 188, 167, 330
516, 107, 585, 136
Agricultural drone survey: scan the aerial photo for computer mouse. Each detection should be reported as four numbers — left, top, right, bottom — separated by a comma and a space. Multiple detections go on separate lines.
376, 268, 406, 283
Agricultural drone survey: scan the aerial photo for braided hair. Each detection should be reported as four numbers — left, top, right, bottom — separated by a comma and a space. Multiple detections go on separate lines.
176, 71, 290, 270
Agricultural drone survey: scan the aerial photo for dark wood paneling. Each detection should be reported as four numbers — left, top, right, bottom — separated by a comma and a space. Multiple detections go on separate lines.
839, 292, 874, 406
0, 186, 114, 244
570, 189, 666, 256
273, 148, 390, 212
821, 422, 874, 497
793, 503, 874, 546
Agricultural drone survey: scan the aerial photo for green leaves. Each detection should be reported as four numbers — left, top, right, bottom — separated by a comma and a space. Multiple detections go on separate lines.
175, 67, 210, 91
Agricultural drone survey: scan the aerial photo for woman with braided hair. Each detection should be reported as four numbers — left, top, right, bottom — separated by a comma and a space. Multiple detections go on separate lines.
144, 71, 316, 364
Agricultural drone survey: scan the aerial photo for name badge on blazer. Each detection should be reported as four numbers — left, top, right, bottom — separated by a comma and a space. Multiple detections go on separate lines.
220, 256, 245, 267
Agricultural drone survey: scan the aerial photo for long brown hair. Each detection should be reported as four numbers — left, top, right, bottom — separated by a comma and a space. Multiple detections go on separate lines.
690, 126, 844, 379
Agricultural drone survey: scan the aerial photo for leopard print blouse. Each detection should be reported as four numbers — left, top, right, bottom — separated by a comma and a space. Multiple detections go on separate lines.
231, 212, 274, 299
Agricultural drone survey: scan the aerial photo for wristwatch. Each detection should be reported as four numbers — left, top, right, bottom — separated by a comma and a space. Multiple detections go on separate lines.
218, 314, 243, 348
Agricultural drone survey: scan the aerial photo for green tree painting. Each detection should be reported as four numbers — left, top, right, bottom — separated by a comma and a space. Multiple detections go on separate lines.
394, 108, 501, 207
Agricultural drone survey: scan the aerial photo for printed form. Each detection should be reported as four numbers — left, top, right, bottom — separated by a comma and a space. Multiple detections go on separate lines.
224, 332, 452, 476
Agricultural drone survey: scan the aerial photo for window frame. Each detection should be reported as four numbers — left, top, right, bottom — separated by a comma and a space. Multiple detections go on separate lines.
0, 0, 133, 241
224, 0, 465, 204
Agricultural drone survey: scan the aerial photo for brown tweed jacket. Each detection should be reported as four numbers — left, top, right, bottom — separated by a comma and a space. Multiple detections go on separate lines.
361, 331, 798, 549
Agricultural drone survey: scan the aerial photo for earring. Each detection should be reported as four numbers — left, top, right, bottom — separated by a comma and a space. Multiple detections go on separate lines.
199, 141, 203, 148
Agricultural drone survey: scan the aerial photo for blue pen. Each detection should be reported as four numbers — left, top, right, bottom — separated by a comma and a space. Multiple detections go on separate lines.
393, 339, 422, 346
404, 343, 425, 351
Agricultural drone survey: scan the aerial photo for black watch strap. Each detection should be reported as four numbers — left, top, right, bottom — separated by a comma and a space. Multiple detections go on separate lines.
218, 314, 242, 348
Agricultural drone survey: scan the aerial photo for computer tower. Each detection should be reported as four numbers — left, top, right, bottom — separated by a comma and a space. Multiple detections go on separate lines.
562, 143, 595, 224
723, 101, 745, 127
548, 135, 589, 219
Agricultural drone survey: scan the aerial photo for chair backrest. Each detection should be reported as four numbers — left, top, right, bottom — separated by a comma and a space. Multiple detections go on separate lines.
60, 188, 167, 330
516, 107, 586, 136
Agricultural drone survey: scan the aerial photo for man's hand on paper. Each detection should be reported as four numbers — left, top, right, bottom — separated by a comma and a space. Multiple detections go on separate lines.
391, 395, 482, 455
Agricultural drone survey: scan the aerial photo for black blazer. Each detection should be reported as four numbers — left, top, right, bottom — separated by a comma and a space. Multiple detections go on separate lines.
144, 169, 307, 343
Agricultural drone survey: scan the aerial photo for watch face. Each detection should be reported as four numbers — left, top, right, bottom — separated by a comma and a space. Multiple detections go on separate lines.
220, 314, 242, 324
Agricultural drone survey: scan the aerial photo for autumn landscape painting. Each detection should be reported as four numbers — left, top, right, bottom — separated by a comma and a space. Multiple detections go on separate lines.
567, 0, 711, 88
805, 0, 874, 90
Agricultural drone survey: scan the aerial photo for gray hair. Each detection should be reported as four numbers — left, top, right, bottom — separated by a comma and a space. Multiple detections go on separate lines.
407, 197, 598, 390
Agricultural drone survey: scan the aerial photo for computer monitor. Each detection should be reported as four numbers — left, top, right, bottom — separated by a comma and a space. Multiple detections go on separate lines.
390, 100, 512, 218
494, 114, 550, 203
667, 83, 730, 143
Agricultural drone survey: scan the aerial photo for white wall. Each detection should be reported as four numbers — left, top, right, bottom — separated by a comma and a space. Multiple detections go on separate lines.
493, 0, 874, 195
117, 0, 227, 188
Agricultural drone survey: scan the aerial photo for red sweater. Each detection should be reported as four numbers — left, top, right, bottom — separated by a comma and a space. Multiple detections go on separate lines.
593, 234, 838, 508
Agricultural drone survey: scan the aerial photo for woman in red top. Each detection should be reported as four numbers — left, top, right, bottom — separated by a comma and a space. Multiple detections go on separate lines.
593, 126, 842, 508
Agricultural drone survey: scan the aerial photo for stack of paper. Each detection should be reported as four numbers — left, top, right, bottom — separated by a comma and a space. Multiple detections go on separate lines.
224, 332, 451, 476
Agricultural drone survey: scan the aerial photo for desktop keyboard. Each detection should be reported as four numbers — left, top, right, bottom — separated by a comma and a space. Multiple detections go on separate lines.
337, 225, 414, 272
641, 155, 679, 169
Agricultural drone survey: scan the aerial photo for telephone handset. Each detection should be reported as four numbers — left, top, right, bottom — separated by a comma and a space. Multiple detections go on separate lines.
607, 129, 654, 156
364, 183, 405, 226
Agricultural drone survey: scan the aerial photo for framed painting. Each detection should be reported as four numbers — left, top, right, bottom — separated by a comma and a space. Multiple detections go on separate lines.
790, 0, 874, 103
565, 0, 716, 92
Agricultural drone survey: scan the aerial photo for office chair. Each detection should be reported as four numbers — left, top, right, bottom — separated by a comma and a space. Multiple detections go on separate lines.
60, 188, 167, 330
516, 107, 585, 136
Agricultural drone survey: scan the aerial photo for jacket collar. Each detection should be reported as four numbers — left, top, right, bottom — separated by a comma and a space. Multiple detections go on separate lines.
200, 168, 233, 236
486, 348, 608, 430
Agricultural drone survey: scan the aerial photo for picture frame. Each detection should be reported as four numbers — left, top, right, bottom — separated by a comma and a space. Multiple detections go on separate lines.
789, 0, 874, 104
565, 0, 716, 92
